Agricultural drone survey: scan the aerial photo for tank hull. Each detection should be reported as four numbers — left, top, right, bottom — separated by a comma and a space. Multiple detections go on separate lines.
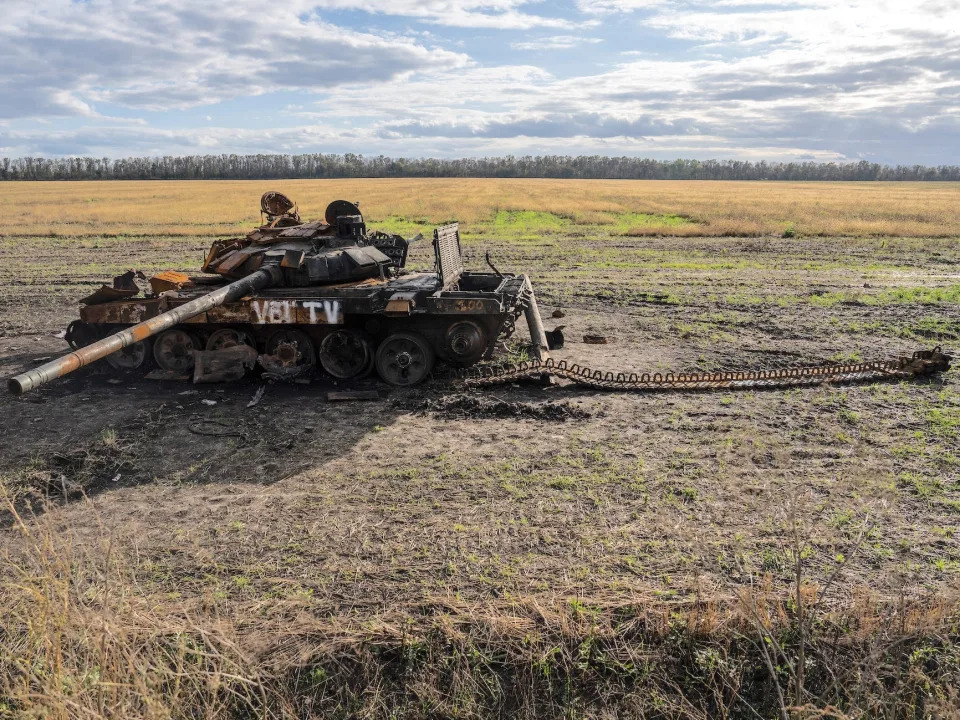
66, 270, 534, 383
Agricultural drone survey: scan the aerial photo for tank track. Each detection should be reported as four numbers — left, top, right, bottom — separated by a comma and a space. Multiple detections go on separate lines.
456, 347, 951, 391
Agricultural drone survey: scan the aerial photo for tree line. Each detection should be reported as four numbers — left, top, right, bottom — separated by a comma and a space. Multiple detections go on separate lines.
2, 154, 959, 181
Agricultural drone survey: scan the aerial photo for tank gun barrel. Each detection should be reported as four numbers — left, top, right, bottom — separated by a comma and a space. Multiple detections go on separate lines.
8, 267, 280, 395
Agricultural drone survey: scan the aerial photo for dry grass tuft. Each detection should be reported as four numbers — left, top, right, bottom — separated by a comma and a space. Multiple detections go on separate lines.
0, 492, 281, 719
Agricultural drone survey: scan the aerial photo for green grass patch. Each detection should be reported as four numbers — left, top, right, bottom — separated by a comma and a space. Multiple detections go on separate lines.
371, 215, 433, 236
879, 285, 960, 304
900, 316, 960, 341
614, 212, 695, 231
926, 406, 960, 440
809, 284, 960, 307
493, 210, 570, 233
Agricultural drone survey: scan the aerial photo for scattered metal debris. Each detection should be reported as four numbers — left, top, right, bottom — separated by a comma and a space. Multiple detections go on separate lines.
149, 270, 192, 294
247, 385, 266, 408
259, 337, 315, 381
546, 326, 565, 350
193, 345, 258, 384
79, 270, 146, 305
187, 419, 246, 441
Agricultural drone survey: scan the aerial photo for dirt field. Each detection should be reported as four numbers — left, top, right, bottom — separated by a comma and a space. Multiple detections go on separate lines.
1, 180, 959, 718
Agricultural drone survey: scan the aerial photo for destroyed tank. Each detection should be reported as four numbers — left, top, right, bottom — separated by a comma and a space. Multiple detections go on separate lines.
8, 192, 550, 394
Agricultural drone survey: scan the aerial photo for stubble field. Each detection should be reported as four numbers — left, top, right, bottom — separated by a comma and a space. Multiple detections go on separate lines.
1, 179, 958, 719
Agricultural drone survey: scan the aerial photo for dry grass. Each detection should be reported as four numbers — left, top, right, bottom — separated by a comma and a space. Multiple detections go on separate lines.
2, 492, 958, 720
4, 179, 960, 238
0, 495, 275, 719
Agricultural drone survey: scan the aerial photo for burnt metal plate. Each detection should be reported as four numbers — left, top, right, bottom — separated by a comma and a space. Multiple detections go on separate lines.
80, 299, 156, 324
433, 223, 464, 290
79, 285, 139, 306
426, 293, 503, 315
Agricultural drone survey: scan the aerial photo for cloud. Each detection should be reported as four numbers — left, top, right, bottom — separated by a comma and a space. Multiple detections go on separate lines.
311, 0, 575, 28
2, 0, 958, 165
381, 112, 700, 138
0, 122, 848, 163
0, 0, 468, 118
576, 0, 667, 13
511, 36, 604, 51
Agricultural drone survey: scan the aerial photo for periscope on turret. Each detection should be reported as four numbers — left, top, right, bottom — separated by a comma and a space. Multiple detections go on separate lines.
7, 193, 550, 394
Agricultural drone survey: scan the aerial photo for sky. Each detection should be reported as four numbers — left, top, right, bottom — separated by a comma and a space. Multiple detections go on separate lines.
1, 0, 958, 164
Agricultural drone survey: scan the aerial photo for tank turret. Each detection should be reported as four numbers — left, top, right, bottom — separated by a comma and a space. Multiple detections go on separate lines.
202, 196, 398, 285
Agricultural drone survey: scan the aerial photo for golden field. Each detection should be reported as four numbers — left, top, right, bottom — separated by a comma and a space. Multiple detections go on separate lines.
3, 178, 960, 237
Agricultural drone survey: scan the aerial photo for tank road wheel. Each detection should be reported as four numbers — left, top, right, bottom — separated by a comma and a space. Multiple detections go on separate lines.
445, 321, 487, 365
319, 330, 373, 379
65, 320, 101, 349
153, 329, 200, 373
375, 332, 434, 386
265, 329, 316, 368
205, 327, 256, 352
106, 337, 153, 370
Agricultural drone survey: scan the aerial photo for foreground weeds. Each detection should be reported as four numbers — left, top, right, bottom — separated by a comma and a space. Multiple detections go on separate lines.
0, 494, 276, 719
2, 492, 958, 720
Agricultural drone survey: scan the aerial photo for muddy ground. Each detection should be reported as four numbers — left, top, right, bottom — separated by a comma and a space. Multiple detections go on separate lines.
1, 231, 958, 618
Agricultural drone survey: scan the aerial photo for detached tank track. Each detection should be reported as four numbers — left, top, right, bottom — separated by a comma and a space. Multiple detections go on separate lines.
455, 347, 951, 392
